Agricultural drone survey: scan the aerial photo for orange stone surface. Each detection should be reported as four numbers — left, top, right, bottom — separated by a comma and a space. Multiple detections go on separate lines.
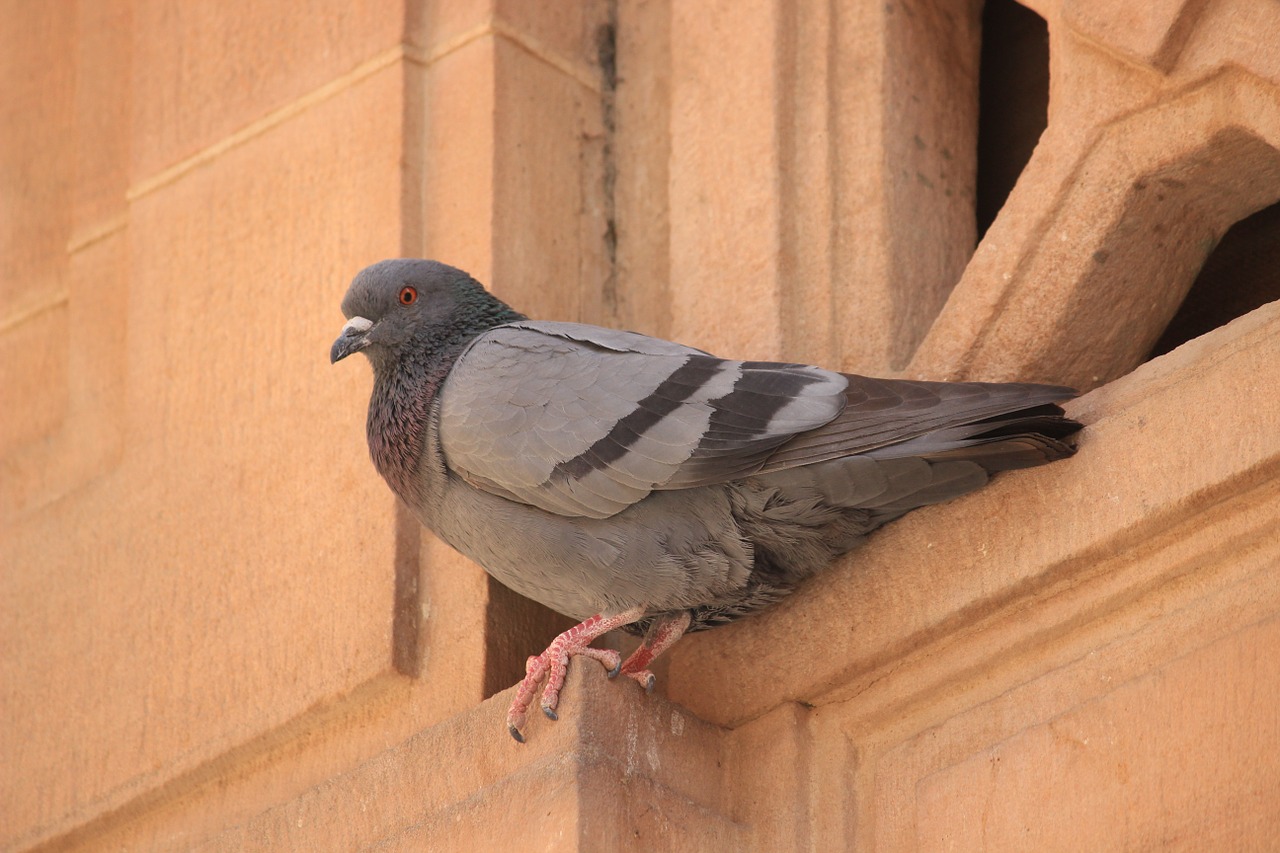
3, 0, 1279, 850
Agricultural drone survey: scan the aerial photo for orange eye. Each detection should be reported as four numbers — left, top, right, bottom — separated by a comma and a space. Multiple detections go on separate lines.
399, 286, 418, 305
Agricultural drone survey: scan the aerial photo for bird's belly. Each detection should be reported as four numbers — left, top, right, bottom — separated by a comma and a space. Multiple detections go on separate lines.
424, 481, 754, 621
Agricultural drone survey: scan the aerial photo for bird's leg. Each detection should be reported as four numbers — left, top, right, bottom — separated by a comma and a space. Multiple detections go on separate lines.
618, 610, 692, 693
506, 606, 646, 742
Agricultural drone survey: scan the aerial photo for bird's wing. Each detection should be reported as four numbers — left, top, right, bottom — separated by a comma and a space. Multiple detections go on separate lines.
437, 321, 849, 518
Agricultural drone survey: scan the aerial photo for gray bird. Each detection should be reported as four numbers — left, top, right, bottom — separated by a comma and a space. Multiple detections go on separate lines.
331, 259, 1081, 741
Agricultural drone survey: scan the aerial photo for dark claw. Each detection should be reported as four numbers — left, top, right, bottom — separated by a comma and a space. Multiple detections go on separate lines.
644, 674, 656, 694
509, 724, 526, 744
606, 660, 622, 679
542, 705, 559, 721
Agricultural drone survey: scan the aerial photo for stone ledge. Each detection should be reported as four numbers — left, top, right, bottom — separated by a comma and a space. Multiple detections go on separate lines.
665, 299, 1280, 728
184, 664, 737, 851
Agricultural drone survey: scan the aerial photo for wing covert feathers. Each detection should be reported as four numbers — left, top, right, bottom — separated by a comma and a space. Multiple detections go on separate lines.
439, 322, 848, 518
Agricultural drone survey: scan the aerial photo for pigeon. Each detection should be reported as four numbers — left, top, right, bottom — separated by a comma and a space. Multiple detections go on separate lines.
331, 259, 1082, 742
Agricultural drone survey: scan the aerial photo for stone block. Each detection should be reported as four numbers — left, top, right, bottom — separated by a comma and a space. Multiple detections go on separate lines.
418, 18, 613, 310
80, 664, 736, 851
0, 1, 72, 315
1, 63, 411, 851
411, 0, 605, 81
866, 0, 982, 371
420, 37, 497, 282
494, 0, 608, 78
1, 231, 127, 517
409, 0, 493, 57
668, 0, 784, 360
724, 702, 815, 850
873, 545, 1280, 849
912, 70, 1280, 388
491, 34, 609, 325
130, 0, 403, 180
1063, 0, 1206, 71
663, 0, 982, 373
72, 0, 132, 236
1179, 0, 1280, 84
612, 0, 673, 338
0, 300, 68, 459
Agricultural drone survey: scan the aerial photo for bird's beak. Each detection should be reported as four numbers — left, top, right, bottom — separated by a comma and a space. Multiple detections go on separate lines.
330, 316, 374, 363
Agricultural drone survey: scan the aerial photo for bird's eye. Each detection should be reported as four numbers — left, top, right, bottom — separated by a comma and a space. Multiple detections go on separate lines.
399, 286, 418, 306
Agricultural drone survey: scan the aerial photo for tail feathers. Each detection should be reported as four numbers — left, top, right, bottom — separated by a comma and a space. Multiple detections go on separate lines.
760, 376, 1079, 474
752, 394, 1081, 530
918, 433, 1078, 471
864, 406, 1081, 473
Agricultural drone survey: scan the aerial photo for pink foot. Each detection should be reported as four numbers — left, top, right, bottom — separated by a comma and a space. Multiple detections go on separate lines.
506, 607, 644, 742
618, 611, 692, 694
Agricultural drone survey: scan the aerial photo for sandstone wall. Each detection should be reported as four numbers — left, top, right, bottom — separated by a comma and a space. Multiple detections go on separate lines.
3, 1, 1279, 849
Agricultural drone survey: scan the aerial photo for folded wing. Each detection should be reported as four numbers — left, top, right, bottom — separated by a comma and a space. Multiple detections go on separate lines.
439, 321, 1078, 520
438, 321, 847, 518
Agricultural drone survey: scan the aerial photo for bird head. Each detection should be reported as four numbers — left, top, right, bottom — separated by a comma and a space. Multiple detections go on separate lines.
330, 259, 521, 369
